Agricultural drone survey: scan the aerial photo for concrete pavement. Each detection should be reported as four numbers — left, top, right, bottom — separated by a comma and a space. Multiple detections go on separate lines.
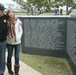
5, 53, 43, 75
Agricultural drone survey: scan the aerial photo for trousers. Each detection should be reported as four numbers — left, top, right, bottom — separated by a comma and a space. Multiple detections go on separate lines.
7, 44, 20, 65
0, 41, 6, 75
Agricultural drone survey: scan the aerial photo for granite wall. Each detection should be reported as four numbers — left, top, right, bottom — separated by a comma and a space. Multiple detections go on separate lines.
19, 16, 76, 75
20, 17, 67, 56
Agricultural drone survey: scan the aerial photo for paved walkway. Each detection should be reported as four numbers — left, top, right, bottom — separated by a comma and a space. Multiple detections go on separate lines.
5, 53, 43, 75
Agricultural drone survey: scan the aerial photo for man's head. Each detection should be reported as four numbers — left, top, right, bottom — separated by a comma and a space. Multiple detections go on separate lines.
0, 3, 5, 16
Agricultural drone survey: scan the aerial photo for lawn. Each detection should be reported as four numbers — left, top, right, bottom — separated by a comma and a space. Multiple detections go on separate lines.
20, 50, 73, 75
15, 11, 76, 16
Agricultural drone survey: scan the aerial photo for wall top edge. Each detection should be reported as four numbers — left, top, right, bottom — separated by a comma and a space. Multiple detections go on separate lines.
17, 15, 71, 18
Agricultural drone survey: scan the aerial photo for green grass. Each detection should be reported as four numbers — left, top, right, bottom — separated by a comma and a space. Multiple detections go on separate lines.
20, 50, 73, 75
15, 12, 27, 16
15, 11, 76, 17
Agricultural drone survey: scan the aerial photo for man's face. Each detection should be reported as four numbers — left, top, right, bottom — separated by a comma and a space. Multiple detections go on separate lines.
0, 10, 4, 16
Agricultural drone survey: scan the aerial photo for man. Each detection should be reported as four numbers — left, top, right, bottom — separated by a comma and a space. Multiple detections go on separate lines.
0, 3, 8, 75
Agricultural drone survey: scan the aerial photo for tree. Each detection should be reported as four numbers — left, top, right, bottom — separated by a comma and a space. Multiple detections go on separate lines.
13, 0, 53, 15
25, 0, 52, 15
13, 0, 76, 15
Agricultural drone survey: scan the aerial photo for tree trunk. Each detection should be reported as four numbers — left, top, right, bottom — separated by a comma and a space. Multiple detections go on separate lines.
66, 5, 68, 15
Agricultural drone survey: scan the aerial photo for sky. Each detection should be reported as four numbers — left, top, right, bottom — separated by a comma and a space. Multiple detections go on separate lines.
0, 0, 15, 3
24, 0, 27, 2
0, 0, 21, 11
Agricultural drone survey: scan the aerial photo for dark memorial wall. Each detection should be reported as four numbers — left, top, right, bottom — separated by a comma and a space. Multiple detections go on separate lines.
67, 18, 76, 65
21, 17, 67, 56
67, 18, 76, 75
20, 16, 76, 75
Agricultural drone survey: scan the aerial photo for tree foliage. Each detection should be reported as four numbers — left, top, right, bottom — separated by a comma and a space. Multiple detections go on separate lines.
13, 0, 76, 15
24, 0, 53, 15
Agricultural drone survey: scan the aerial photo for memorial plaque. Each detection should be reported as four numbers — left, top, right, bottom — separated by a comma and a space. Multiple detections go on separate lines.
22, 17, 67, 51
67, 18, 76, 65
